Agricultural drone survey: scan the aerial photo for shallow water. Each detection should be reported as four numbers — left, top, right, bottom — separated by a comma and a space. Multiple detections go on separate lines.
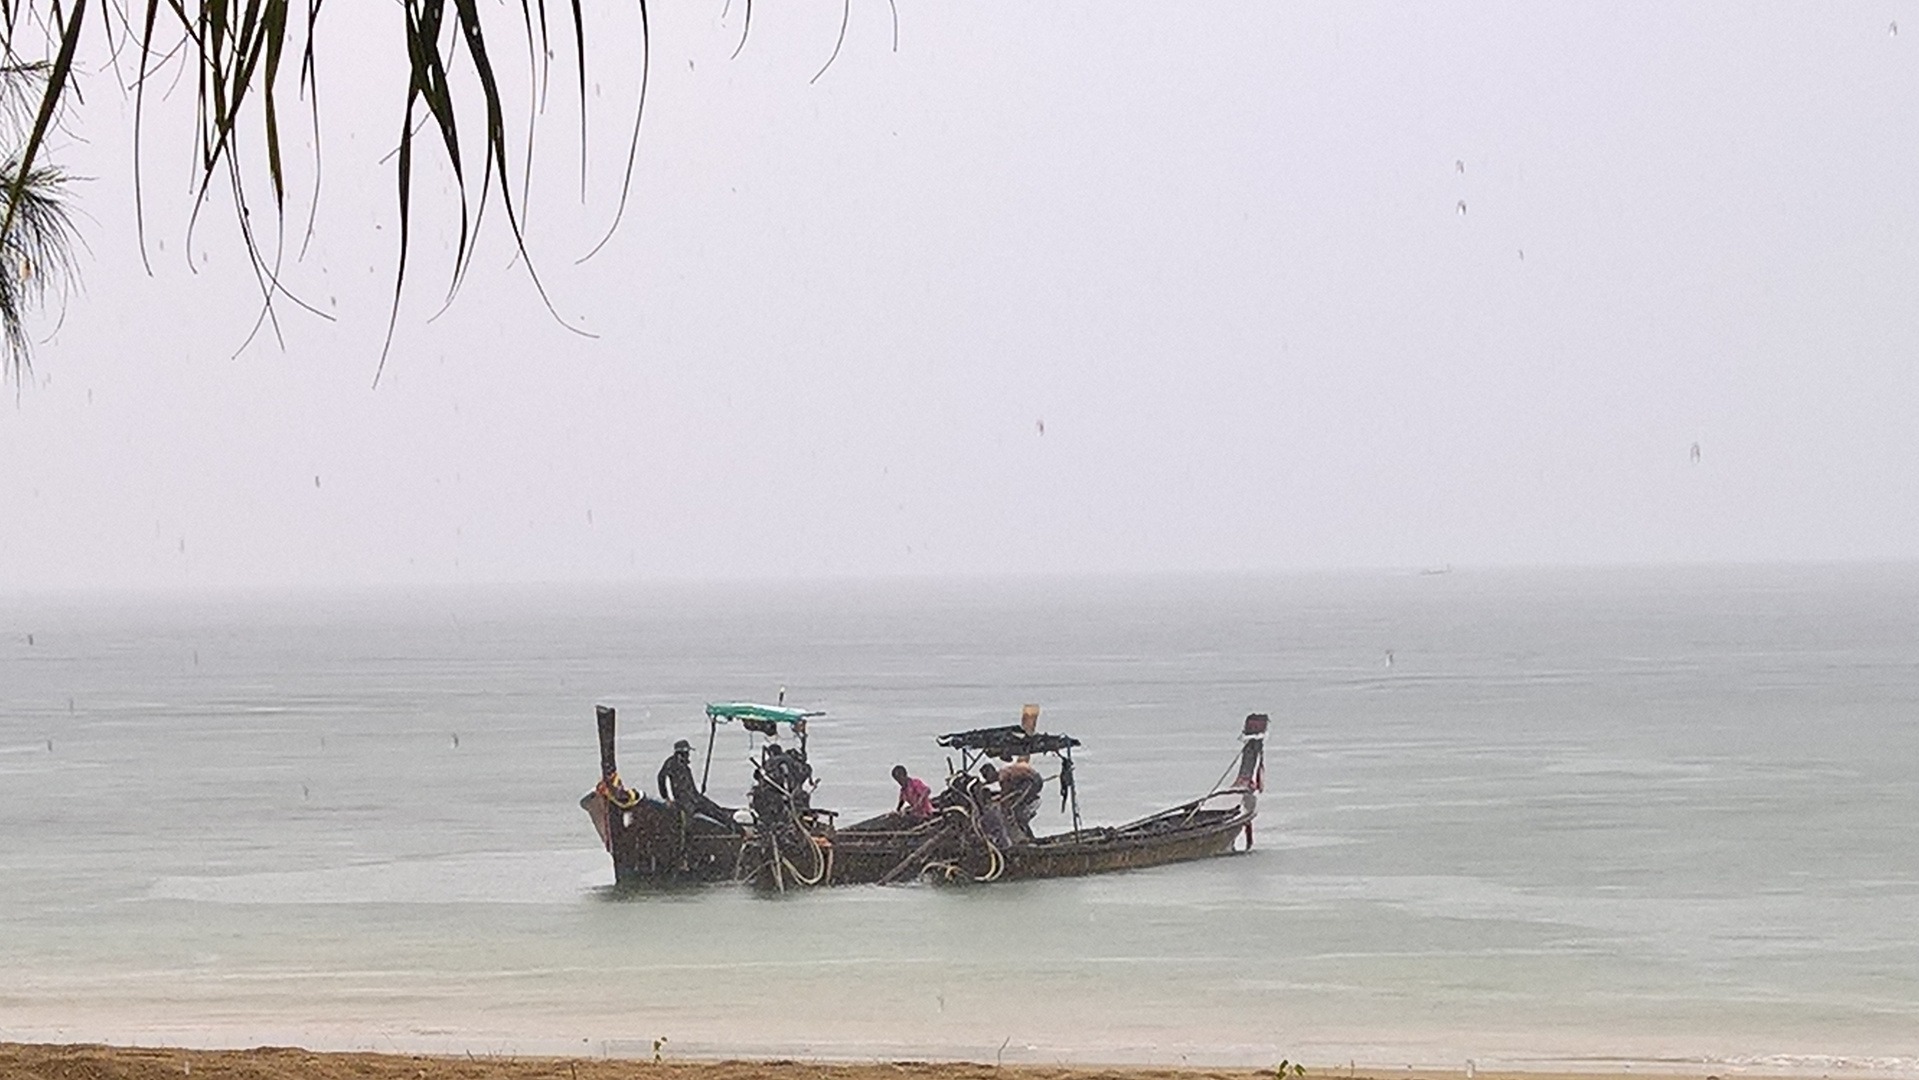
3, 567, 1917, 1071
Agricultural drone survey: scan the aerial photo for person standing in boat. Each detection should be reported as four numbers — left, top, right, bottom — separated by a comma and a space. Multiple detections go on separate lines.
754, 742, 814, 815
972, 766, 1013, 848
892, 764, 934, 822
658, 739, 738, 829
994, 758, 1044, 839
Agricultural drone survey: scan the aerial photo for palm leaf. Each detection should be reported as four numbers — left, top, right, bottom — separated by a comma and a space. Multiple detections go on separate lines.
0, 0, 880, 375
1, 0, 85, 250
0, 59, 75, 381
0, 159, 75, 382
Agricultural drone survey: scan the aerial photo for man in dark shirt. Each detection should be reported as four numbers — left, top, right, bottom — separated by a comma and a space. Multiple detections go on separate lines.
657, 739, 736, 828
752, 742, 814, 819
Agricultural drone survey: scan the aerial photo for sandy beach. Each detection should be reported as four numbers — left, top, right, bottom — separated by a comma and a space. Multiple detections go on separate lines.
0, 1045, 1776, 1080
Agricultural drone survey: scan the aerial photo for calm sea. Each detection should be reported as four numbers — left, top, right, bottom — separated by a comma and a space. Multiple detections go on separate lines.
3, 567, 1917, 1073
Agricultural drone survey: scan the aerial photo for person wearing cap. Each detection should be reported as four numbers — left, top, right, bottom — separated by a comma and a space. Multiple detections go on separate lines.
658, 739, 736, 828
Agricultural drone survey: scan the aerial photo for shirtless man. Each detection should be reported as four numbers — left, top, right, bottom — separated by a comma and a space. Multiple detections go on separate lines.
995, 759, 1044, 838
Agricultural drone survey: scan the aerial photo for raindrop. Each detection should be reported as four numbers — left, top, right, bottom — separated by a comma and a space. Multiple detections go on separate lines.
1455, 159, 1465, 174
1456, 199, 1468, 216
1891, 20, 1899, 35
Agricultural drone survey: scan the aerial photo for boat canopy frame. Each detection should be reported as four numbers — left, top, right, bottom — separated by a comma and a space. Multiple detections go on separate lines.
937, 724, 1085, 833
700, 701, 824, 793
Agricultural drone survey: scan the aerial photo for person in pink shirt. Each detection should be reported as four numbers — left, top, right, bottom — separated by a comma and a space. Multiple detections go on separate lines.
892, 764, 934, 822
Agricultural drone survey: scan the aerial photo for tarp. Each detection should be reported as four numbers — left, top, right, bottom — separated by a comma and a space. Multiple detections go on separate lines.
705, 702, 822, 725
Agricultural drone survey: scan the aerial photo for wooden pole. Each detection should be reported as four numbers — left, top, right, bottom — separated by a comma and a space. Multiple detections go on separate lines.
595, 706, 618, 782
700, 715, 719, 793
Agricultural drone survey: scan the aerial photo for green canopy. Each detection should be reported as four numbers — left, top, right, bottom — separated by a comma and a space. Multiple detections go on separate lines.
705, 702, 822, 725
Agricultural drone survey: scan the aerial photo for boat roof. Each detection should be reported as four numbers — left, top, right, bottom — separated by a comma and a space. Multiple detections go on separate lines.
705, 702, 823, 725
937, 724, 1081, 757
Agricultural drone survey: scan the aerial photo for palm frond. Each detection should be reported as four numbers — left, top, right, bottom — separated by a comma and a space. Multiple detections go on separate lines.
0, 60, 75, 383
0, 157, 75, 382
0, 0, 876, 377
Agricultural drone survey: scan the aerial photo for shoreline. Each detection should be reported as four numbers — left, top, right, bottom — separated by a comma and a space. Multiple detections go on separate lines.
5, 1043, 1917, 1080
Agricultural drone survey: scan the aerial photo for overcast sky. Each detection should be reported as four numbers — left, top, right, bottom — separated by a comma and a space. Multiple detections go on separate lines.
3, 2, 1916, 592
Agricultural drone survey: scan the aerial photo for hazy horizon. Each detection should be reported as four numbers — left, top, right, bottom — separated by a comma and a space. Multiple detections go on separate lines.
8, 558, 1917, 604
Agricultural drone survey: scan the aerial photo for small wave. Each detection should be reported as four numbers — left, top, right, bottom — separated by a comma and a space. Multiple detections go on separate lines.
1716, 1055, 1919, 1075
148, 849, 608, 905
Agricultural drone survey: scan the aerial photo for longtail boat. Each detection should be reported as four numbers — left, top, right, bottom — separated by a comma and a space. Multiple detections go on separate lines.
581, 701, 831, 888
582, 702, 1268, 891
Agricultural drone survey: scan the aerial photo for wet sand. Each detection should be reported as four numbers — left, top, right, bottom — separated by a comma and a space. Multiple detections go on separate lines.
0, 1045, 1764, 1080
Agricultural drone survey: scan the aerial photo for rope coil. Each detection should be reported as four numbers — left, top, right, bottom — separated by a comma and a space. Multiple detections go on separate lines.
597, 775, 639, 810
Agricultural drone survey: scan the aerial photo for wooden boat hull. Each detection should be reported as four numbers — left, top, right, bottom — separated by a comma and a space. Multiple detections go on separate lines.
585, 794, 749, 885
588, 793, 1253, 888
823, 797, 1254, 885
585, 791, 837, 890
1004, 806, 1250, 879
